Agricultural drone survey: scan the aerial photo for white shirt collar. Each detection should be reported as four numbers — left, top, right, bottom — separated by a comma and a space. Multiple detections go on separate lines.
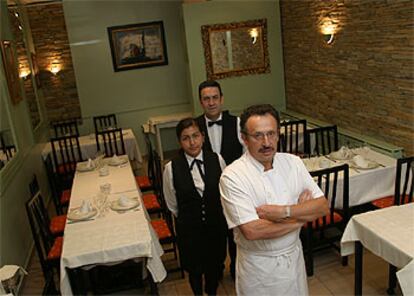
245, 150, 276, 173
204, 113, 223, 124
184, 150, 204, 166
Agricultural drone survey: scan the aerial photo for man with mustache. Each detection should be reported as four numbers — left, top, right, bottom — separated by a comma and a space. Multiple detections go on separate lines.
196, 80, 243, 279
219, 104, 329, 295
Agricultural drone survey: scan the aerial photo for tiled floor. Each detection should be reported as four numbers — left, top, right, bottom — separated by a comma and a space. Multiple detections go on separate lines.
20, 246, 401, 295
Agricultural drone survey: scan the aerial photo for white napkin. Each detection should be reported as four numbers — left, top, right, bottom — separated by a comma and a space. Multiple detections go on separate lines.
338, 146, 352, 158
86, 158, 93, 169
118, 195, 133, 207
353, 155, 369, 168
80, 200, 92, 213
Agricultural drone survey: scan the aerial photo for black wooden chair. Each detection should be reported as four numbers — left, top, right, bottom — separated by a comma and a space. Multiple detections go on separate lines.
26, 192, 62, 295
301, 164, 349, 276
278, 119, 307, 156
51, 119, 80, 138
135, 129, 155, 192
29, 174, 66, 237
93, 114, 117, 134
96, 128, 126, 157
305, 125, 339, 157
141, 148, 163, 216
50, 134, 83, 189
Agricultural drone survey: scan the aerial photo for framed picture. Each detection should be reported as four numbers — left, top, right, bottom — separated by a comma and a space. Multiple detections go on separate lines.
107, 21, 168, 72
1, 40, 22, 105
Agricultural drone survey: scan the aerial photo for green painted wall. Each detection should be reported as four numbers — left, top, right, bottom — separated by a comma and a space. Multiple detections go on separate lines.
62, 0, 192, 152
0, 0, 50, 268
182, 0, 286, 116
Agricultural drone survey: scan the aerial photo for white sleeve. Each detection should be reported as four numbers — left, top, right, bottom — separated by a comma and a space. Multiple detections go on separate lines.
296, 157, 324, 198
236, 117, 247, 153
162, 161, 178, 217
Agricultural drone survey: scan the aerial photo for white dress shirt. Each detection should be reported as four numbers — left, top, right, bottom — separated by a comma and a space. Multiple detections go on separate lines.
163, 151, 226, 217
204, 113, 245, 155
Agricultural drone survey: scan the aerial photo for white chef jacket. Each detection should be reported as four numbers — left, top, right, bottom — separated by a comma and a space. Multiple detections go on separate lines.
219, 151, 323, 295
163, 151, 226, 217
204, 113, 245, 155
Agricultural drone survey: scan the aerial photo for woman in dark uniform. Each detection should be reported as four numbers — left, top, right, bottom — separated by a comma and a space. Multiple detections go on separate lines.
163, 118, 227, 295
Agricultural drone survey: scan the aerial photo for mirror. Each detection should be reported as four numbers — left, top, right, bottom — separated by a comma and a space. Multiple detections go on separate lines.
201, 19, 270, 80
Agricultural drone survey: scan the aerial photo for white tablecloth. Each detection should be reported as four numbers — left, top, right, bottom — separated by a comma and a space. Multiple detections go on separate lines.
42, 128, 143, 164
60, 156, 166, 295
302, 148, 397, 208
341, 203, 414, 295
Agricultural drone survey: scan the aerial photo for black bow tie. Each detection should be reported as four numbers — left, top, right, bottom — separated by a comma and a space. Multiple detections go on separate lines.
208, 120, 222, 127
190, 158, 203, 170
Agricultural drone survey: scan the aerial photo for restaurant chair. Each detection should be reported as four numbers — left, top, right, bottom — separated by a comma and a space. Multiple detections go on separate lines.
50, 134, 83, 189
1, 145, 16, 161
93, 113, 117, 133
371, 156, 414, 208
135, 129, 155, 192
44, 154, 72, 215
301, 164, 350, 276
142, 150, 163, 216
305, 125, 338, 157
26, 191, 62, 295
95, 127, 126, 157
278, 119, 307, 156
51, 119, 80, 138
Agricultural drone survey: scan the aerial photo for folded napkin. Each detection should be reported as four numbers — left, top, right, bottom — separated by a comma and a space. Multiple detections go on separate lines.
86, 158, 93, 169
80, 200, 92, 213
353, 155, 369, 168
112, 154, 119, 162
338, 146, 352, 158
118, 195, 134, 207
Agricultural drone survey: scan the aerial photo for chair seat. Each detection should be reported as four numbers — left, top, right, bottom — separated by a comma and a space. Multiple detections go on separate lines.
60, 189, 71, 205
143, 193, 161, 211
371, 195, 412, 209
47, 236, 63, 261
50, 214, 67, 236
135, 176, 152, 190
151, 219, 172, 240
57, 162, 77, 174
304, 212, 343, 229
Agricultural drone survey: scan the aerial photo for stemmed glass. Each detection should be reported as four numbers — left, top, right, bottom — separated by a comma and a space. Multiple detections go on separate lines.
94, 150, 105, 169
94, 193, 108, 218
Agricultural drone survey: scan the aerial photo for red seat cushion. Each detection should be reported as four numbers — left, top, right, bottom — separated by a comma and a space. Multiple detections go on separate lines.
371, 195, 412, 209
304, 212, 343, 229
57, 163, 77, 174
50, 214, 67, 236
143, 194, 161, 211
47, 236, 63, 261
135, 176, 152, 190
60, 189, 71, 205
151, 219, 172, 240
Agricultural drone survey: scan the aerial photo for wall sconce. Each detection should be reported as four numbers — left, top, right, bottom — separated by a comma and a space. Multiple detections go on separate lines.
249, 28, 259, 44
50, 64, 61, 75
19, 69, 31, 80
321, 20, 336, 45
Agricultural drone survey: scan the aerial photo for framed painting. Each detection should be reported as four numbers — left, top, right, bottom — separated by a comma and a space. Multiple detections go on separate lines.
107, 21, 168, 72
1, 40, 22, 105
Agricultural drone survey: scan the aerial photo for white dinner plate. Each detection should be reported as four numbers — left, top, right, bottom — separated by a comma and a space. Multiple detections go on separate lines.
110, 199, 140, 211
349, 160, 380, 170
67, 207, 98, 221
77, 162, 96, 172
108, 157, 128, 166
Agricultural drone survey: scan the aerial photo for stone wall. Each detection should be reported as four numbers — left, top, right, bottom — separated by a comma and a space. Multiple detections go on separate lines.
280, 0, 414, 155
26, 2, 81, 123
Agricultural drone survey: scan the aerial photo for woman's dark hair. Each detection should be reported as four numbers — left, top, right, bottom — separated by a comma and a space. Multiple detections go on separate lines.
175, 117, 201, 139
240, 104, 280, 134
198, 80, 223, 99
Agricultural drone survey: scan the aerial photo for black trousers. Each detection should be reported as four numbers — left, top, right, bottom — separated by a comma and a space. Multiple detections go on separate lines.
188, 268, 221, 296
228, 229, 237, 278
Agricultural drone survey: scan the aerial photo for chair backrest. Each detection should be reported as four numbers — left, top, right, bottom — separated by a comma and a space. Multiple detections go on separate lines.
310, 164, 350, 229
50, 134, 83, 186
29, 174, 40, 197
1, 145, 16, 160
43, 154, 64, 215
394, 156, 414, 205
25, 192, 54, 277
143, 129, 155, 183
51, 119, 80, 138
306, 125, 339, 157
96, 128, 126, 157
93, 114, 117, 134
278, 119, 307, 155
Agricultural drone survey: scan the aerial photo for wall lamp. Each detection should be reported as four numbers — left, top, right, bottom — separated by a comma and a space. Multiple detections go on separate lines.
321, 20, 336, 45
249, 28, 259, 44
50, 64, 61, 75
19, 69, 31, 80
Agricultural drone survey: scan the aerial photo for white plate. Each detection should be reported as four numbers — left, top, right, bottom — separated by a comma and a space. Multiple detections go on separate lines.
108, 157, 128, 166
349, 160, 380, 170
67, 207, 98, 221
110, 199, 140, 211
329, 151, 354, 161
77, 162, 96, 172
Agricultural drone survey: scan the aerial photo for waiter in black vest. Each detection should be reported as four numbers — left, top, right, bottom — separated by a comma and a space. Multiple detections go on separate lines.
163, 118, 227, 295
195, 80, 243, 279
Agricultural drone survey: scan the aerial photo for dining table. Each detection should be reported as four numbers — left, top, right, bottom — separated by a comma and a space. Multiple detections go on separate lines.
341, 203, 414, 295
302, 147, 397, 208
42, 128, 143, 164
60, 155, 166, 295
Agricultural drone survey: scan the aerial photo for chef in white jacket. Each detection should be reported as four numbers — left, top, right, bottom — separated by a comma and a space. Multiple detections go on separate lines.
220, 104, 329, 295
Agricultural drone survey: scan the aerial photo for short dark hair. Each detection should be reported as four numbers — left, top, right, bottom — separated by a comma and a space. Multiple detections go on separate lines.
175, 117, 201, 139
198, 80, 223, 100
240, 104, 280, 134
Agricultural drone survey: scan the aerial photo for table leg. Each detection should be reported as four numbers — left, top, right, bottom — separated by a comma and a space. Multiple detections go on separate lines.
387, 264, 397, 295
355, 241, 363, 296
